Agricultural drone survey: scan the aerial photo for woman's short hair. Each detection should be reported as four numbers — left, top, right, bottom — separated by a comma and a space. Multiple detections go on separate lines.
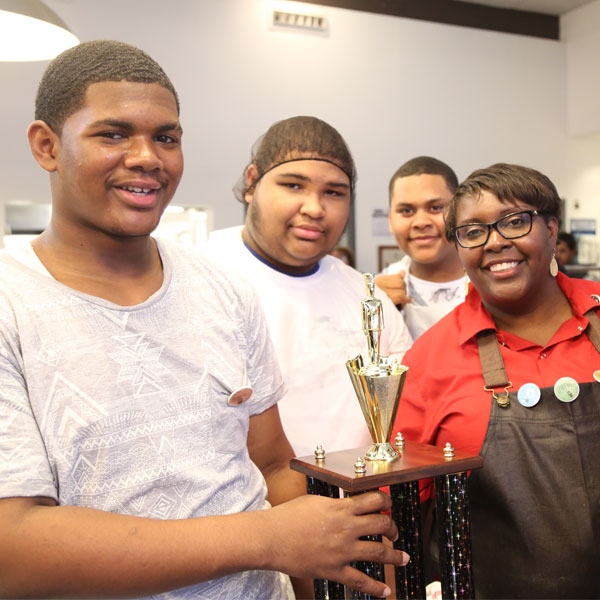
445, 163, 561, 241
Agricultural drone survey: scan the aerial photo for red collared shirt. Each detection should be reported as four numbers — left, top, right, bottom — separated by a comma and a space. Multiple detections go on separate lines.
394, 273, 600, 459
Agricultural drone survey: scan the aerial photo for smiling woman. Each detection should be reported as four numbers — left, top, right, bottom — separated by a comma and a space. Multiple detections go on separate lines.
446, 164, 564, 333
394, 163, 600, 598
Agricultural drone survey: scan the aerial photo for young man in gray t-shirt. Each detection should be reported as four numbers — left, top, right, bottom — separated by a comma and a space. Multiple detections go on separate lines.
0, 40, 407, 599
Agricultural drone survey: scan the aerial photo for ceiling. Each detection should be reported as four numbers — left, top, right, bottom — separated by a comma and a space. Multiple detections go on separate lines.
454, 0, 594, 16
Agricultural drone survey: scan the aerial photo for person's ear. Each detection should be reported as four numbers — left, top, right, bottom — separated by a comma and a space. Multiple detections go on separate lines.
546, 215, 559, 244
27, 120, 60, 173
244, 164, 259, 204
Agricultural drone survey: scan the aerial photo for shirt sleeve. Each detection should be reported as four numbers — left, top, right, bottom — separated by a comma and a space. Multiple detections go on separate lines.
0, 304, 57, 500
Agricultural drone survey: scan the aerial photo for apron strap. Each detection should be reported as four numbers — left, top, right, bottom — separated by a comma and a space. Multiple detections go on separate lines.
476, 329, 509, 388
584, 308, 600, 353
477, 308, 600, 390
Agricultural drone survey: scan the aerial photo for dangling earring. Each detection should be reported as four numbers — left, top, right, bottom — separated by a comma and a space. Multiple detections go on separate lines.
464, 270, 469, 296
550, 251, 558, 277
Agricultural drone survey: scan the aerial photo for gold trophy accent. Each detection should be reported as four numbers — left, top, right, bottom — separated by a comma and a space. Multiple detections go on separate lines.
346, 273, 408, 461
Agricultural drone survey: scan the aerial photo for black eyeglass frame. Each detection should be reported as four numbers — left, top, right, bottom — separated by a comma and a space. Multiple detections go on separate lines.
453, 209, 541, 249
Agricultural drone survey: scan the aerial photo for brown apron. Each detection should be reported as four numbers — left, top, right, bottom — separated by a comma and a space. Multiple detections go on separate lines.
468, 309, 600, 598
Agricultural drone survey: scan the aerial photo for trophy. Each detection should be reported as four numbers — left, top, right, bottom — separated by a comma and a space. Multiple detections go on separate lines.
346, 273, 408, 461
290, 273, 482, 600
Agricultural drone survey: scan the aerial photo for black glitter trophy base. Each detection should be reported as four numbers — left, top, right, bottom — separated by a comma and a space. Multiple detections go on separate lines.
291, 441, 483, 600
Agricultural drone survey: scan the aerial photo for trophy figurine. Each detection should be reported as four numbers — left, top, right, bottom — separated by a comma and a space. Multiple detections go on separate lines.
346, 273, 408, 461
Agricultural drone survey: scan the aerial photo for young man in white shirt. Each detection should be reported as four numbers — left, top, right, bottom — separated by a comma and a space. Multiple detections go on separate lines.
204, 116, 413, 458
376, 156, 467, 339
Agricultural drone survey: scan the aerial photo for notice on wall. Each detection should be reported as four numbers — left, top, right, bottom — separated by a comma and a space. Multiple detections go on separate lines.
570, 218, 597, 235
372, 208, 391, 237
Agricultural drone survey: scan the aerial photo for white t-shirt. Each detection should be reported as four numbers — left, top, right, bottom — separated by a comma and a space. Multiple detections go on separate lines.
381, 255, 467, 340
0, 239, 290, 600
203, 227, 413, 458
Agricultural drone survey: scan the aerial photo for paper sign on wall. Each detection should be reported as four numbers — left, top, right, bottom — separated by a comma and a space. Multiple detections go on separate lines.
372, 208, 391, 237
570, 218, 596, 235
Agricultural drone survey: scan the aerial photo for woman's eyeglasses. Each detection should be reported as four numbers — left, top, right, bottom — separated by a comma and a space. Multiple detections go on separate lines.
453, 210, 541, 249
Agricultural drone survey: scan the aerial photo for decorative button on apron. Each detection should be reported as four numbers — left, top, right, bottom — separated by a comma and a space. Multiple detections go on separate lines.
554, 377, 580, 402
517, 383, 541, 408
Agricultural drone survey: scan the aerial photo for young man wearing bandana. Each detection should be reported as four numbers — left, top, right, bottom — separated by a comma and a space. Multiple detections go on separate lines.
204, 116, 412, 458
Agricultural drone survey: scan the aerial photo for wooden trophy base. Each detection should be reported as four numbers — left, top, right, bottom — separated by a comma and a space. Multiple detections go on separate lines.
291, 441, 483, 600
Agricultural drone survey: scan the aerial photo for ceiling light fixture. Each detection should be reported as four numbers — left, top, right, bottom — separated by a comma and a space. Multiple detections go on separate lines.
0, 0, 79, 62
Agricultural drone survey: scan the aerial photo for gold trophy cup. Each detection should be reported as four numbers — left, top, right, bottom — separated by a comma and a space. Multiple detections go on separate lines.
346, 273, 408, 461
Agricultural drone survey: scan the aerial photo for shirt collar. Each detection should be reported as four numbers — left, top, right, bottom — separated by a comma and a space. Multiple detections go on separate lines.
457, 272, 600, 346
457, 285, 496, 345
556, 270, 600, 315
242, 241, 320, 277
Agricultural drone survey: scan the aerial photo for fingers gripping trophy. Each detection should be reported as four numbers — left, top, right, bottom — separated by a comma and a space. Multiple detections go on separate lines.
347, 274, 408, 461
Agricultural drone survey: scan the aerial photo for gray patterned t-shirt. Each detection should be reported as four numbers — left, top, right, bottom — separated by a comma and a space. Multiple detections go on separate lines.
0, 238, 289, 599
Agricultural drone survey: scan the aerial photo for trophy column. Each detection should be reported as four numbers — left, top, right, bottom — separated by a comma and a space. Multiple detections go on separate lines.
293, 441, 482, 600
306, 447, 346, 600
434, 470, 474, 599
390, 480, 424, 599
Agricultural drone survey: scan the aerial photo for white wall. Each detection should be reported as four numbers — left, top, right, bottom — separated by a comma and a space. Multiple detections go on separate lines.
564, 134, 600, 263
562, 0, 600, 137
560, 1, 600, 259
1, 0, 568, 271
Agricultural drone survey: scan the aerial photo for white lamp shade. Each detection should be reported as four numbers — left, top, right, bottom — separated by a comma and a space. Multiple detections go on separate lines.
0, 0, 79, 61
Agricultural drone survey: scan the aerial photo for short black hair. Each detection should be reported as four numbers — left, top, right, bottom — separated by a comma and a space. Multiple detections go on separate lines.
35, 40, 179, 134
389, 156, 458, 202
445, 163, 562, 241
558, 231, 577, 251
